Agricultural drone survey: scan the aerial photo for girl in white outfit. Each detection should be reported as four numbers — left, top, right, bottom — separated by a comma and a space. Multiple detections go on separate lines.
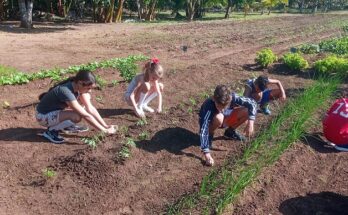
124, 58, 164, 118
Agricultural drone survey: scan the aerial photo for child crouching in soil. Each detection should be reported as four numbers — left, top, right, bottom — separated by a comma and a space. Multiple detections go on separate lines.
199, 85, 258, 166
243, 75, 286, 115
323, 98, 348, 151
124, 58, 164, 118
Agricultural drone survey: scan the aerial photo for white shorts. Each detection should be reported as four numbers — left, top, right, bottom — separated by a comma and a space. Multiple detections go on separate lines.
36, 110, 61, 127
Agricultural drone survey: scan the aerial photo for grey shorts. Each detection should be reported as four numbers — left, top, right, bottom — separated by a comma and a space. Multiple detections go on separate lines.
36, 110, 61, 127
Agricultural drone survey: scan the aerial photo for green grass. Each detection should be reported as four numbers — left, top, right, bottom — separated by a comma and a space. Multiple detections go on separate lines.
167, 76, 341, 215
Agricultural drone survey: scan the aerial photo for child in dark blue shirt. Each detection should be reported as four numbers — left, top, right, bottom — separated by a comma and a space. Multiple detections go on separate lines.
244, 75, 286, 115
199, 85, 257, 166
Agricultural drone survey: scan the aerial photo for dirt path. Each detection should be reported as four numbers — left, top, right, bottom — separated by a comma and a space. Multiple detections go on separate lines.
0, 13, 347, 214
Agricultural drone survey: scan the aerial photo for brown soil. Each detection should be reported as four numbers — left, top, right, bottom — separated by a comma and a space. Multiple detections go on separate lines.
0, 13, 348, 214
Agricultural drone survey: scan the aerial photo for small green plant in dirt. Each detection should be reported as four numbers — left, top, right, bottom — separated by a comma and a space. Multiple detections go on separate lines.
255, 48, 277, 68
81, 132, 105, 149
118, 146, 131, 159
95, 95, 103, 103
119, 125, 129, 137
138, 131, 150, 140
199, 91, 210, 100
111, 80, 119, 87
42, 168, 57, 179
298, 44, 320, 54
282, 53, 309, 71
124, 137, 136, 147
187, 107, 193, 114
314, 55, 348, 77
319, 36, 348, 55
95, 75, 107, 89
189, 97, 197, 106
136, 118, 148, 127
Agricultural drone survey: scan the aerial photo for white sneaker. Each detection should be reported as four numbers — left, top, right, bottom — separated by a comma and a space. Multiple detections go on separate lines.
142, 105, 154, 113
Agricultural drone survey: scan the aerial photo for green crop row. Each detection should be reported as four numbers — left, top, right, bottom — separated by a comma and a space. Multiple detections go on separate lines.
0, 55, 148, 86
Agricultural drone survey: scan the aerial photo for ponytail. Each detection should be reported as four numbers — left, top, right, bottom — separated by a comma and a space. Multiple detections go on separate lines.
38, 69, 95, 101
38, 77, 75, 100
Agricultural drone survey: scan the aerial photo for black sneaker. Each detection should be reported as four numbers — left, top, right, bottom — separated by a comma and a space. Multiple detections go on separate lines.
62, 124, 89, 134
224, 128, 246, 141
43, 130, 64, 144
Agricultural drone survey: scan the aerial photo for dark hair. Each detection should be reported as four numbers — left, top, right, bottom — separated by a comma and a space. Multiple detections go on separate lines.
255, 75, 269, 91
213, 85, 231, 105
38, 69, 96, 100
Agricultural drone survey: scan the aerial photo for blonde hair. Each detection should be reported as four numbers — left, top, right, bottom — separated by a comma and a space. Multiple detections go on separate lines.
143, 59, 164, 82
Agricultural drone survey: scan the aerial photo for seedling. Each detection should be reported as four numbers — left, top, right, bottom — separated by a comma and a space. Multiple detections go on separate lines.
81, 132, 105, 149
138, 131, 149, 140
96, 95, 103, 103
42, 168, 56, 179
199, 91, 210, 100
119, 125, 129, 137
189, 97, 197, 106
124, 138, 136, 147
95, 75, 107, 89
111, 80, 119, 87
118, 146, 131, 159
187, 107, 193, 114
136, 118, 148, 127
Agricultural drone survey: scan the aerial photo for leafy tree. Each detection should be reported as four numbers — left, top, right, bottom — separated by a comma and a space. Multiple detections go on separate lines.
261, 0, 288, 14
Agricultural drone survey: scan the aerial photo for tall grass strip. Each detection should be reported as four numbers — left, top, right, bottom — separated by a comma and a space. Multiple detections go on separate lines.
167, 76, 340, 215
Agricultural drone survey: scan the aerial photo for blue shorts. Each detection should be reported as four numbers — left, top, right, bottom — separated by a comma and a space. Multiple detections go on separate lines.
260, 89, 272, 105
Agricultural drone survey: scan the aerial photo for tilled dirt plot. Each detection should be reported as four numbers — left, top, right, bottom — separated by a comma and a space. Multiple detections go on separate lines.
0, 13, 347, 214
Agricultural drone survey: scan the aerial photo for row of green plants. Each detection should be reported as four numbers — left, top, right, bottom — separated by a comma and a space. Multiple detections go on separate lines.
167, 76, 341, 214
255, 47, 348, 77
0, 55, 148, 86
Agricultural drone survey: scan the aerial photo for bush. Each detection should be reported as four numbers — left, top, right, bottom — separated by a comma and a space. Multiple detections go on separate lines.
314, 55, 348, 77
298, 44, 320, 54
282, 53, 309, 71
319, 36, 348, 55
255, 48, 278, 68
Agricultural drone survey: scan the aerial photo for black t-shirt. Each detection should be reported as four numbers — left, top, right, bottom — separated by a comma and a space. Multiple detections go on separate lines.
36, 81, 78, 114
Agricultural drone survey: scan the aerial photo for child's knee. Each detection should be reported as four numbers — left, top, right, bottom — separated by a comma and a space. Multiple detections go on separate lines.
71, 114, 82, 123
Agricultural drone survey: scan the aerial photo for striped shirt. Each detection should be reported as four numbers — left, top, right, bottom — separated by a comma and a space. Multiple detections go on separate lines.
198, 93, 257, 153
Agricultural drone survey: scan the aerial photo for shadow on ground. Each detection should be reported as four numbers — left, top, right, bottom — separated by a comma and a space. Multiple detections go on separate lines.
136, 127, 203, 162
301, 132, 338, 154
279, 192, 348, 215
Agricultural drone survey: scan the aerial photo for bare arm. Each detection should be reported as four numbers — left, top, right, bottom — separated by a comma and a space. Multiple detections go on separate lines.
79, 93, 109, 128
155, 81, 163, 112
67, 100, 108, 132
268, 78, 286, 100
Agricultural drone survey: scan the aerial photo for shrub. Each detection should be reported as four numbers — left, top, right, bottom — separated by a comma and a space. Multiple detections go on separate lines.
255, 48, 277, 68
319, 36, 348, 55
282, 53, 309, 71
299, 44, 320, 54
314, 55, 348, 77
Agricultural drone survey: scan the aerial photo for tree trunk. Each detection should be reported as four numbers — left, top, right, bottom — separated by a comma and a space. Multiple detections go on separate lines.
63, 0, 73, 17
136, 0, 144, 20
299, 0, 305, 13
224, 0, 233, 18
0, 0, 4, 21
115, 0, 124, 22
18, 0, 33, 29
146, 0, 157, 21
186, 0, 197, 21
106, 0, 115, 22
